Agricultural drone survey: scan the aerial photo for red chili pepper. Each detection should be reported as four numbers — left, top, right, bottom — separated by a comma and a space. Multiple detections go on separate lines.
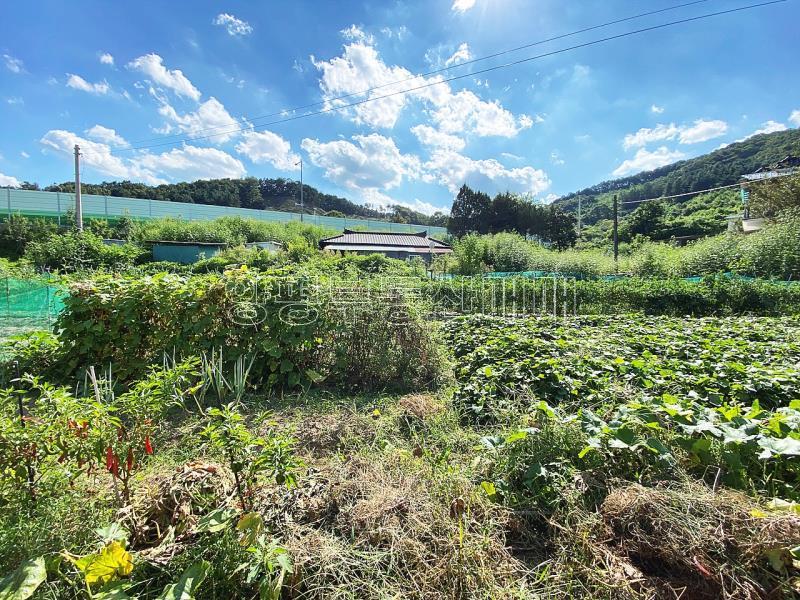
126, 447, 134, 472
110, 456, 119, 478
144, 435, 153, 455
105, 446, 114, 471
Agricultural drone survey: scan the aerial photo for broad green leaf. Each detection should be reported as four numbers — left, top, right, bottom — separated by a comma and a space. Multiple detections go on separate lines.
0, 556, 47, 600
157, 560, 210, 600
757, 436, 800, 458
93, 581, 134, 600
94, 523, 130, 544
237, 513, 264, 548
194, 508, 237, 534
480, 481, 497, 499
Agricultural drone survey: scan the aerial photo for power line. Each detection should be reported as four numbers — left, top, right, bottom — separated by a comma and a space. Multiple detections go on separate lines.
84, 0, 787, 157
122, 0, 718, 147
621, 170, 800, 205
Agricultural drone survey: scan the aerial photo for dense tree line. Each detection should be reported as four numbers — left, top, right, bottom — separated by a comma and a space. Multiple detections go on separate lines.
43, 177, 448, 227
447, 184, 577, 249
555, 128, 800, 228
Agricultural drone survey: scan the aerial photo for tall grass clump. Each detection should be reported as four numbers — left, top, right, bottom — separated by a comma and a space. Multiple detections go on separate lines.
129, 216, 336, 247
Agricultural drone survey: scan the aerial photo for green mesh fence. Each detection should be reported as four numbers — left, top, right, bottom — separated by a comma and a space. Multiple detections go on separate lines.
0, 277, 65, 344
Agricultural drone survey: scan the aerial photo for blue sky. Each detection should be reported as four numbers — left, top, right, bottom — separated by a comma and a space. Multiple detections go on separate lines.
1, 0, 798, 214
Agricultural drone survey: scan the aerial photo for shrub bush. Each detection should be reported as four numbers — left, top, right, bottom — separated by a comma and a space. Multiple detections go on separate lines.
24, 232, 148, 272
734, 215, 800, 280
0, 215, 58, 258
55, 269, 443, 391
0, 331, 62, 384
130, 216, 336, 248
422, 276, 800, 316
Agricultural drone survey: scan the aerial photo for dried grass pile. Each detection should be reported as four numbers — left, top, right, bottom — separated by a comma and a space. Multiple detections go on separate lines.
266, 457, 527, 599
598, 482, 800, 599
124, 460, 234, 558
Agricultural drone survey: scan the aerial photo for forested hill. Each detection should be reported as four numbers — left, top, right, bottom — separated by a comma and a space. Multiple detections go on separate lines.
42, 177, 448, 227
553, 128, 800, 226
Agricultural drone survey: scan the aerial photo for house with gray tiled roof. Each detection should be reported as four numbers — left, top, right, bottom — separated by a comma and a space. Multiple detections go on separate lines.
319, 229, 452, 263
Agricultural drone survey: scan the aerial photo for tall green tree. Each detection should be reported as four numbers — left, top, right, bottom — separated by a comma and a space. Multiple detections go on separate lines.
447, 184, 491, 237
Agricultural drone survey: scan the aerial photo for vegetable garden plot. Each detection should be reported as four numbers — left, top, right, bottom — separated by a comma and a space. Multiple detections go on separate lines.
448, 315, 800, 499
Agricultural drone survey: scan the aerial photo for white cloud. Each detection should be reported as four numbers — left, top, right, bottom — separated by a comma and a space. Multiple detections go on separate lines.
790, 110, 800, 128
623, 119, 727, 149
651, 104, 664, 114
0, 173, 21, 187
451, 0, 476, 13
444, 43, 472, 67
7, 96, 23, 105
410, 124, 465, 151
40, 129, 245, 184
311, 42, 413, 129
157, 97, 238, 143
213, 13, 253, 36
20, 151, 30, 159
340, 24, 374, 44
423, 149, 550, 196
623, 123, 679, 150
311, 39, 530, 136
361, 190, 442, 216
127, 54, 201, 101
85, 125, 129, 148
678, 119, 728, 144
550, 151, 565, 166
380, 26, 409, 40
66, 74, 109, 95
731, 120, 788, 144
749, 120, 787, 137
612, 146, 685, 177
235, 130, 300, 171
136, 145, 246, 181
3, 54, 24, 74
430, 89, 532, 137
302, 134, 420, 193
41, 130, 142, 180
99, 53, 114, 66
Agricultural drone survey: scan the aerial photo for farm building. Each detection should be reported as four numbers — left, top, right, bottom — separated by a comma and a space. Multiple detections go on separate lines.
319, 229, 452, 262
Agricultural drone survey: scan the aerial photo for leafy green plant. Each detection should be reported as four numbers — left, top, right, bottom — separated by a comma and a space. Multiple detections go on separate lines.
0, 331, 62, 385
0, 556, 47, 600
0, 377, 115, 502
241, 537, 292, 600
200, 403, 300, 511
24, 231, 148, 272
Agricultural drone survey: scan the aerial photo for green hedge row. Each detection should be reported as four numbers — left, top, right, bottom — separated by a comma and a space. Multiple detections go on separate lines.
47, 269, 443, 390
421, 276, 800, 316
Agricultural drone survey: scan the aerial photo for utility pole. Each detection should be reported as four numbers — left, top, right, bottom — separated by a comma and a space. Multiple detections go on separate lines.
612, 194, 619, 272
74, 144, 83, 231
296, 158, 304, 223
577, 196, 582, 239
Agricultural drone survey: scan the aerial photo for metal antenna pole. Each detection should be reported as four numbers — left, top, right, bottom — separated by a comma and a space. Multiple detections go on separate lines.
74, 144, 83, 231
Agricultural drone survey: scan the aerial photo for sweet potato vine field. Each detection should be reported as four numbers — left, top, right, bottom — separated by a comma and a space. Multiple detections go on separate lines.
1, 274, 799, 598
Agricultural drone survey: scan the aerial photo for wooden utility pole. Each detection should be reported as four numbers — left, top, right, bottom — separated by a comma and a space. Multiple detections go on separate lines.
73, 144, 83, 231
612, 194, 619, 272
